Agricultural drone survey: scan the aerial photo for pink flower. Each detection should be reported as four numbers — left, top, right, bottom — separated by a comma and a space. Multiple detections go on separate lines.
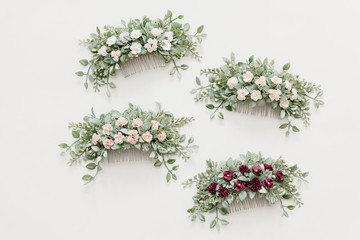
102, 124, 113, 135
116, 117, 128, 126
114, 132, 124, 144
102, 138, 114, 149
142, 131, 153, 143
132, 118, 143, 128
128, 129, 139, 144
157, 131, 166, 142
92, 134, 101, 145
151, 120, 161, 130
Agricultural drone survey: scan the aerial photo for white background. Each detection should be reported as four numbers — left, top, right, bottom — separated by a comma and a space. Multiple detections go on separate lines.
1, 0, 360, 239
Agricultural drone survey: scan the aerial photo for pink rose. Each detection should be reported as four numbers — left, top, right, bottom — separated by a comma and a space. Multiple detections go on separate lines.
102, 124, 113, 135
151, 120, 160, 130
92, 133, 101, 145
132, 118, 143, 128
115, 117, 128, 126
102, 138, 114, 149
128, 129, 139, 144
114, 132, 124, 144
142, 131, 153, 143
157, 131, 166, 142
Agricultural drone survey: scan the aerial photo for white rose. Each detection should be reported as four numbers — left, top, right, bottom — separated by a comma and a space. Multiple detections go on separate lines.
164, 31, 173, 41
227, 77, 238, 89
280, 99, 290, 109
111, 50, 121, 62
106, 36, 117, 46
242, 71, 254, 83
268, 89, 282, 101
141, 131, 153, 143
285, 80, 292, 90
255, 76, 267, 86
271, 76, 282, 85
119, 32, 130, 43
151, 28, 163, 37
237, 88, 249, 101
114, 132, 124, 144
97, 46, 107, 56
144, 38, 158, 53
115, 117, 128, 126
251, 90, 262, 101
161, 40, 171, 51
290, 88, 298, 100
130, 30, 142, 39
130, 42, 142, 55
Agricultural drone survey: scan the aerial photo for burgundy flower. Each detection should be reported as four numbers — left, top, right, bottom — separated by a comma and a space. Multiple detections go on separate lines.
275, 171, 284, 182
263, 177, 274, 189
252, 165, 263, 175
208, 182, 217, 194
247, 177, 262, 192
264, 164, 273, 171
234, 180, 245, 192
223, 170, 234, 181
218, 186, 230, 198
239, 165, 250, 174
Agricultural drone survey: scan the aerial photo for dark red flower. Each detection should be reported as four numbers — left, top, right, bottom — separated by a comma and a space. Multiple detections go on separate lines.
239, 165, 250, 174
264, 164, 273, 171
218, 185, 230, 198
252, 165, 263, 175
223, 170, 234, 181
247, 177, 262, 192
275, 171, 284, 182
263, 177, 274, 189
234, 180, 245, 192
208, 182, 217, 194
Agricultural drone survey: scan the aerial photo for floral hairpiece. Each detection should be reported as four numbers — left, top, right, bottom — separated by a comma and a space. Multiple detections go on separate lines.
59, 103, 198, 183
76, 10, 206, 96
183, 152, 308, 230
191, 53, 324, 135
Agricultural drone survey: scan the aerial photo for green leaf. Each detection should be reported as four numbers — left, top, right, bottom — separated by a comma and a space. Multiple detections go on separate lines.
167, 159, 176, 164
188, 136, 194, 144
280, 110, 286, 119
279, 123, 288, 129
302, 172, 309, 177
166, 172, 171, 182
58, 143, 68, 149
239, 191, 247, 201
84, 82, 88, 89
219, 207, 229, 215
183, 23, 190, 32
91, 146, 100, 152
249, 191, 256, 199
282, 194, 292, 199
180, 64, 189, 70
283, 62, 291, 71
86, 163, 97, 170
82, 174, 93, 181
292, 126, 300, 132
218, 112, 224, 119
154, 160, 162, 167
249, 55, 254, 63
72, 130, 80, 138
220, 219, 229, 225
197, 25, 204, 34
199, 214, 205, 222
172, 174, 177, 180
206, 104, 215, 109
75, 71, 84, 77
172, 165, 179, 171
96, 27, 101, 35
230, 52, 235, 61
290, 164, 298, 172
287, 205, 296, 210
79, 59, 89, 66
178, 15, 184, 19
195, 76, 201, 86
109, 82, 116, 88
210, 219, 216, 229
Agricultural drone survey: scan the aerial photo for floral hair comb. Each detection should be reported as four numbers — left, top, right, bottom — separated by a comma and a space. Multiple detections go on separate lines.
59, 103, 198, 183
183, 152, 308, 229
191, 53, 324, 135
76, 10, 206, 96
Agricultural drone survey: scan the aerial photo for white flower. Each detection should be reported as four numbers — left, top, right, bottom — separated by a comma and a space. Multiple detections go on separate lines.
271, 76, 282, 85
251, 90, 262, 101
144, 38, 158, 53
151, 28, 163, 37
119, 32, 130, 43
130, 30, 142, 39
268, 89, 282, 101
285, 80, 292, 90
255, 76, 267, 86
114, 132, 124, 144
102, 124, 113, 135
111, 50, 121, 62
141, 131, 153, 143
161, 40, 171, 51
227, 77, 238, 89
237, 88, 249, 101
242, 71, 254, 83
97, 46, 107, 56
290, 88, 298, 100
106, 36, 117, 46
151, 120, 161, 130
280, 99, 290, 109
164, 31, 173, 41
116, 117, 128, 126
130, 42, 142, 55
132, 118, 143, 128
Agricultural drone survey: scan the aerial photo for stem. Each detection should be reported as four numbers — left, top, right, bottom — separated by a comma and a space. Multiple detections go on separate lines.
214, 100, 225, 114
65, 139, 80, 152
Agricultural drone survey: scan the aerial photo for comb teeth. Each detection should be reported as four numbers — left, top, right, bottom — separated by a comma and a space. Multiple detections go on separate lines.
228, 195, 270, 213
237, 101, 280, 119
107, 148, 150, 163
121, 54, 166, 78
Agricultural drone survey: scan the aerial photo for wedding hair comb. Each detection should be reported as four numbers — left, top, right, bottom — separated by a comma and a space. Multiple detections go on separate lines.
59, 103, 198, 183
183, 152, 308, 230
76, 10, 206, 96
191, 53, 324, 135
